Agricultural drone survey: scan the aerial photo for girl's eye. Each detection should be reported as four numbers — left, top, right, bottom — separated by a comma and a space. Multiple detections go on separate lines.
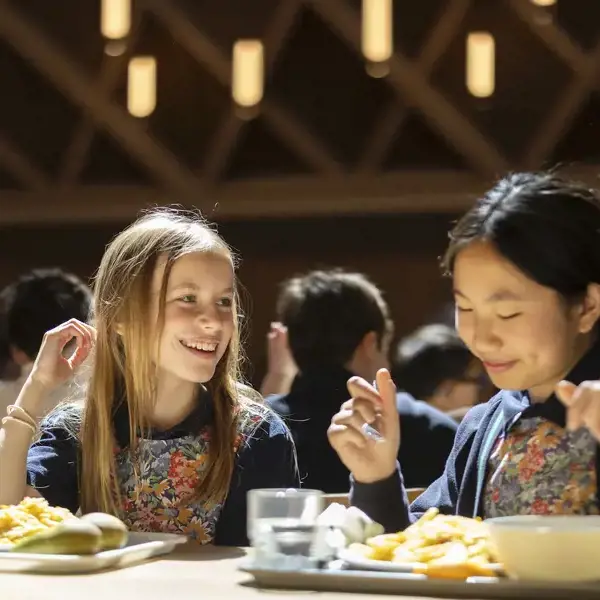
498, 313, 522, 320
179, 295, 196, 303
218, 297, 233, 308
456, 306, 473, 313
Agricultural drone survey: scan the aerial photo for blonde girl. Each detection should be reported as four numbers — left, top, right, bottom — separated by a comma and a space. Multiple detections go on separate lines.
0, 209, 299, 545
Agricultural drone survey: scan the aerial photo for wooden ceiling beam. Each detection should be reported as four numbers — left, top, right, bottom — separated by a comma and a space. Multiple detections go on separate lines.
2, 165, 600, 225
359, 0, 473, 172
0, 170, 484, 224
310, 0, 509, 178
0, 3, 203, 201
142, 0, 342, 175
0, 136, 49, 192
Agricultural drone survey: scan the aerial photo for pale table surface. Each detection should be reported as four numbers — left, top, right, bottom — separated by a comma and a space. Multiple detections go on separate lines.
0, 543, 472, 600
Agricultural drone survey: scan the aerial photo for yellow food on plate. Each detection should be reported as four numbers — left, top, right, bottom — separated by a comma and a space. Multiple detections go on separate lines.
0, 498, 131, 554
11, 521, 103, 555
346, 508, 501, 579
80, 512, 129, 550
0, 497, 77, 548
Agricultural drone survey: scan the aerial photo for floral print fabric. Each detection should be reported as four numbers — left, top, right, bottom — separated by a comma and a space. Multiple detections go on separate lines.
115, 406, 264, 544
483, 416, 599, 518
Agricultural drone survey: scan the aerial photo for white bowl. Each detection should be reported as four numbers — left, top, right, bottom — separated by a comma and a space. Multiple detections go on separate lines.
486, 515, 600, 582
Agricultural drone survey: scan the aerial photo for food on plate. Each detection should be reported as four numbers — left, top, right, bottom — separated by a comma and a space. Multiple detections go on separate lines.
11, 521, 103, 555
345, 508, 500, 579
80, 512, 129, 550
0, 497, 76, 548
0, 497, 130, 554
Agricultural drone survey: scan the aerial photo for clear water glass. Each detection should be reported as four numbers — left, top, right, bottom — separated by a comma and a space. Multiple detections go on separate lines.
247, 488, 325, 570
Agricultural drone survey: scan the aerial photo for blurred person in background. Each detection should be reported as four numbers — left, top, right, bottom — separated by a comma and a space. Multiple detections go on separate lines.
264, 269, 457, 492
0, 268, 93, 418
259, 322, 298, 397
392, 323, 491, 421
0, 318, 20, 382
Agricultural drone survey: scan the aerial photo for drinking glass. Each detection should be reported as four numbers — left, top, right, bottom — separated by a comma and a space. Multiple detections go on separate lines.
247, 488, 325, 569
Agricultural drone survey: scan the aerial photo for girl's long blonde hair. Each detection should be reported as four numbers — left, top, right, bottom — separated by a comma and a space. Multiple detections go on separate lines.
75, 208, 251, 515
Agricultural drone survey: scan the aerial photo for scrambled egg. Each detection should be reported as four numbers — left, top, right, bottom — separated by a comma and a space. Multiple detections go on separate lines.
0, 497, 75, 547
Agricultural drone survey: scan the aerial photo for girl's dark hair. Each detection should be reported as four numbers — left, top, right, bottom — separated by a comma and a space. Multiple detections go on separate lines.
442, 172, 600, 300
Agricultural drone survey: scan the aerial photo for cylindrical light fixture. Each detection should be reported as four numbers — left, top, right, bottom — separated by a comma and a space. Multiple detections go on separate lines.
127, 56, 157, 118
466, 32, 495, 98
101, 0, 131, 40
361, 0, 393, 63
232, 40, 264, 108
531, 0, 556, 6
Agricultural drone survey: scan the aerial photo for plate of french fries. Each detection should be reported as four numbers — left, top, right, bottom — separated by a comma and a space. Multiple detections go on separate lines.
339, 508, 503, 580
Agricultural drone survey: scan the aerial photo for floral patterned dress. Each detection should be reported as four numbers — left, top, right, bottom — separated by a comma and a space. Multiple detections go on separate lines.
115, 407, 264, 545
483, 416, 599, 518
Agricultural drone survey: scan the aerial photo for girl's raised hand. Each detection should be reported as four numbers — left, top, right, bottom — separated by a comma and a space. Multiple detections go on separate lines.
556, 379, 600, 441
328, 368, 400, 484
29, 319, 95, 391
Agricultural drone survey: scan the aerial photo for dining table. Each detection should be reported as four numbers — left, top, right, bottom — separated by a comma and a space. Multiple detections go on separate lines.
0, 541, 482, 600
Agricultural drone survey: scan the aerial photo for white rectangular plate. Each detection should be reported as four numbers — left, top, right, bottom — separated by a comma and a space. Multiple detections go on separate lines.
337, 548, 504, 575
0, 532, 187, 574
241, 564, 600, 599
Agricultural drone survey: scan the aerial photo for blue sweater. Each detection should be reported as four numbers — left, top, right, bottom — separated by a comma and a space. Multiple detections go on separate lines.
352, 341, 600, 531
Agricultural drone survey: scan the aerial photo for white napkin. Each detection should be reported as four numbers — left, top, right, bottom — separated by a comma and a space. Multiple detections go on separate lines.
316, 503, 384, 555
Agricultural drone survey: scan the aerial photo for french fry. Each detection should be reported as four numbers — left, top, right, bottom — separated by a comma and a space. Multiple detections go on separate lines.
345, 510, 501, 580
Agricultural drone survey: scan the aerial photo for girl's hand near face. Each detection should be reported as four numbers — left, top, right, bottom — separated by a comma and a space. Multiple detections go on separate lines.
29, 319, 95, 392
557, 380, 600, 441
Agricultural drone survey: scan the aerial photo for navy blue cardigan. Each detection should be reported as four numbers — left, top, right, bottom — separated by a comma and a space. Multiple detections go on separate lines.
352, 341, 600, 532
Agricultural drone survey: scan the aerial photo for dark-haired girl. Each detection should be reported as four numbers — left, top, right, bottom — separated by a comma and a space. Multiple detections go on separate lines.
328, 172, 600, 530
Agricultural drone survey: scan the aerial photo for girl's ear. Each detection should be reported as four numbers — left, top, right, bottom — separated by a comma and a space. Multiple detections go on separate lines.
578, 283, 600, 334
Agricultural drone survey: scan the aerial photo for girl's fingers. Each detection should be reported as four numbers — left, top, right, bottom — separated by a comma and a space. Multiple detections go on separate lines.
327, 422, 368, 450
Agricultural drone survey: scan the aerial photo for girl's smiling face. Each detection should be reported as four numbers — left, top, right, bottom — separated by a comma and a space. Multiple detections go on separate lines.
453, 241, 598, 401
153, 251, 235, 386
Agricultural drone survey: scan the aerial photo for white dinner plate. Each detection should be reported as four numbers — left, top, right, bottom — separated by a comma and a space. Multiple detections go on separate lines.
338, 547, 504, 575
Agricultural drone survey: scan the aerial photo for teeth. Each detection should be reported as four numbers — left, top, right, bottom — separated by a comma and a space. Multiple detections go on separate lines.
182, 341, 217, 352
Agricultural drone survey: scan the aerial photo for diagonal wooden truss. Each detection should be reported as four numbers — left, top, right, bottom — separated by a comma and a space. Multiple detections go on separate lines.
309, 0, 510, 177
358, 0, 474, 172
198, 0, 314, 182
0, 1, 204, 200
140, 0, 343, 179
507, 0, 600, 169
0, 135, 48, 191
0, 0, 599, 203
58, 16, 145, 187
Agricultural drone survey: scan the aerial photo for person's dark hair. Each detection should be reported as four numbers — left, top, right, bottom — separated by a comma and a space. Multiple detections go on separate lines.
442, 172, 600, 302
391, 324, 473, 400
276, 269, 391, 371
3, 268, 92, 360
